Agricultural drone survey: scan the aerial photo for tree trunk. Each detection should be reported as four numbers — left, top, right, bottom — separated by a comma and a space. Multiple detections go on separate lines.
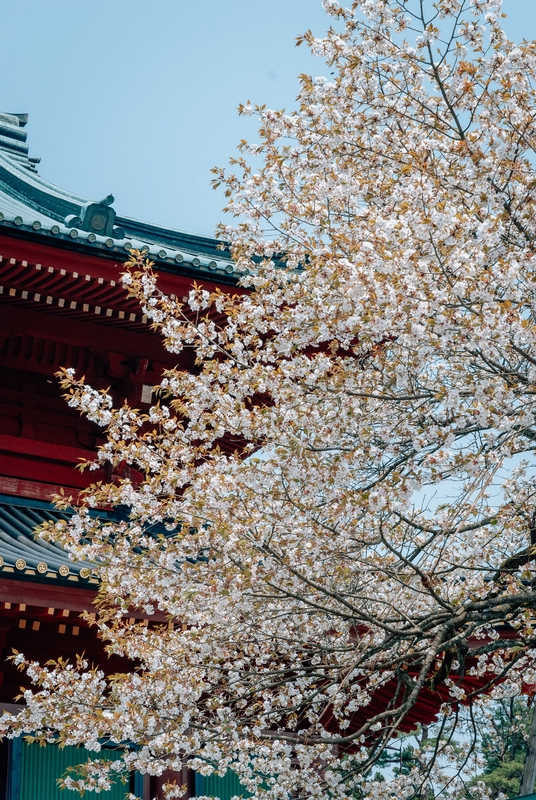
520, 702, 536, 796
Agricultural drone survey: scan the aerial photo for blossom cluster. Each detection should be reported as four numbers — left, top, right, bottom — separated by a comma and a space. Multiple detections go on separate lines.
2, 1, 536, 797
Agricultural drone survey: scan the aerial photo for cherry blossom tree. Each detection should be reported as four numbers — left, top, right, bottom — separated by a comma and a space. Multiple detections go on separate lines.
3, 0, 536, 797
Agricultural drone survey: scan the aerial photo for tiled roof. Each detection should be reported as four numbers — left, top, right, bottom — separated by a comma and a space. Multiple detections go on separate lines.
0, 494, 96, 585
0, 114, 238, 282
0, 495, 191, 588
0, 113, 41, 173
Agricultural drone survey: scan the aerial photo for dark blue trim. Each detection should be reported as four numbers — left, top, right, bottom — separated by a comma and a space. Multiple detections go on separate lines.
0, 493, 162, 526
0, 494, 55, 512
0, 493, 110, 517
131, 772, 144, 797
194, 772, 205, 797
7, 738, 22, 800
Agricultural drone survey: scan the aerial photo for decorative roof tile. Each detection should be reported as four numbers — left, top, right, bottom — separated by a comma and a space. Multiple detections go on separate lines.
0, 494, 95, 585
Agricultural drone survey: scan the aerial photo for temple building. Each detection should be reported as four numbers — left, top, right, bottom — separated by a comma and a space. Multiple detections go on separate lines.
0, 112, 243, 800
0, 112, 519, 800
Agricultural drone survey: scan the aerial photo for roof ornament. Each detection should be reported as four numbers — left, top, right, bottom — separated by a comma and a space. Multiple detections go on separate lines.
65, 194, 125, 239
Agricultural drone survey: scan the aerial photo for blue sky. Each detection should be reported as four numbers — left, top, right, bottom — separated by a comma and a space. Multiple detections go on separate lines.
1, 0, 531, 237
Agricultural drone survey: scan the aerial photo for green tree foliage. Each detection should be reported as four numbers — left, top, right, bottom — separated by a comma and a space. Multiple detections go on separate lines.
476, 699, 532, 800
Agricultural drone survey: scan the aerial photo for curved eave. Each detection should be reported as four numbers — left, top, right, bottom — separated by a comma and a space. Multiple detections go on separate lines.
0, 494, 98, 588
0, 218, 240, 285
0, 152, 240, 284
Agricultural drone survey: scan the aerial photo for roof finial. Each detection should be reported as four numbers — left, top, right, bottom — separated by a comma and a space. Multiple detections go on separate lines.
65, 196, 117, 237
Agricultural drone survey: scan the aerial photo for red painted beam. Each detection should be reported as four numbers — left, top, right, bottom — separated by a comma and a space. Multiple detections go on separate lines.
0, 453, 103, 489
0, 304, 176, 365
0, 433, 93, 465
0, 577, 96, 612
0, 578, 168, 621
0, 234, 236, 296
0, 477, 68, 503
